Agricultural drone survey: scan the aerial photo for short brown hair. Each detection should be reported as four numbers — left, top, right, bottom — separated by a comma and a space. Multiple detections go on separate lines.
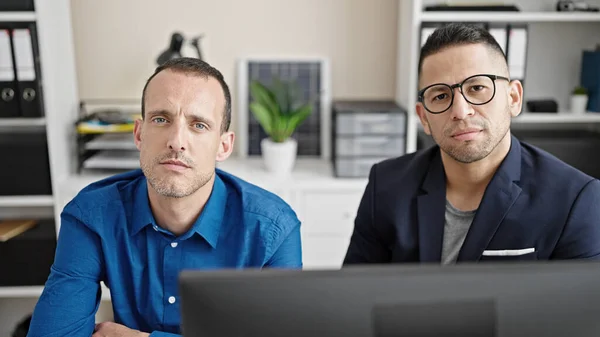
141, 57, 232, 132
418, 23, 507, 77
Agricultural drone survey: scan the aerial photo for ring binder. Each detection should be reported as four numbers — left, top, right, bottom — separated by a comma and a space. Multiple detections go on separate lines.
0, 29, 19, 118
0, 22, 44, 118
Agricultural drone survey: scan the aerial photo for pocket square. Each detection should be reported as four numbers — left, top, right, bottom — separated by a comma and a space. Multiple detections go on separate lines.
482, 248, 535, 256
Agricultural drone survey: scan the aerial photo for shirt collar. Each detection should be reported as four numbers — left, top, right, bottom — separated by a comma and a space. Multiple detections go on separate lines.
131, 176, 155, 236
187, 173, 228, 248
130, 172, 228, 248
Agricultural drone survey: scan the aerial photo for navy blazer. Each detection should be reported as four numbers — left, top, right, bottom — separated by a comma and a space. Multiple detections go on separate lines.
344, 134, 600, 264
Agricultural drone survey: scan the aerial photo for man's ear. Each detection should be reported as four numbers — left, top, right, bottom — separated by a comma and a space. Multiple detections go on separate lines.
134, 118, 143, 151
415, 102, 431, 135
508, 79, 523, 118
216, 131, 235, 162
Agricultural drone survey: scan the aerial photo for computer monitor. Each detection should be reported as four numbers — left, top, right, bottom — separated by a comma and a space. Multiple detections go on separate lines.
179, 261, 600, 337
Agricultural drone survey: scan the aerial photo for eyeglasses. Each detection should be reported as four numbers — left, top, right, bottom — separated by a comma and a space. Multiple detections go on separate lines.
417, 74, 510, 114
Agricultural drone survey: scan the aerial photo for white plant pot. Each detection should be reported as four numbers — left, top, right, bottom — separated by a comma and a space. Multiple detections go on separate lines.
260, 138, 298, 176
570, 95, 588, 115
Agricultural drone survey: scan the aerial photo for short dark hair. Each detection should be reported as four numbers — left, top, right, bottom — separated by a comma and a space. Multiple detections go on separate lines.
141, 57, 232, 132
418, 23, 507, 78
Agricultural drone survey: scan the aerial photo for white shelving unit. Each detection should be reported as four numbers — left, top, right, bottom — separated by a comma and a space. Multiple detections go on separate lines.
397, 0, 600, 153
420, 11, 600, 23
0, 195, 54, 208
0, 118, 46, 127
514, 112, 600, 124
0, 286, 45, 298
0, 12, 36, 22
0, 0, 80, 334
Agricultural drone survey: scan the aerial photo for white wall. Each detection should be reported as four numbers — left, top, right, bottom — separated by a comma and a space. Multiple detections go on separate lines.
69, 0, 399, 130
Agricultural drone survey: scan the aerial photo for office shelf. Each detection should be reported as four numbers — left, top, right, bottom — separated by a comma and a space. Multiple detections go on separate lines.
513, 113, 600, 124
84, 133, 136, 151
0, 286, 43, 298
0, 12, 36, 22
0, 118, 46, 127
0, 196, 54, 207
420, 12, 600, 23
82, 150, 139, 170
0, 284, 111, 300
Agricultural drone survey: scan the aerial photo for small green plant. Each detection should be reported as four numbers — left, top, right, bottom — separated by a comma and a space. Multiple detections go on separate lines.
249, 77, 313, 143
573, 86, 588, 95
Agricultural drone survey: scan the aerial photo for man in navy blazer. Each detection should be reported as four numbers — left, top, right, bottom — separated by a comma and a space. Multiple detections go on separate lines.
344, 23, 600, 265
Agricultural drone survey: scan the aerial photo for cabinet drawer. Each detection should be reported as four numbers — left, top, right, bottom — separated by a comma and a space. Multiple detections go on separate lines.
0, 129, 52, 195
334, 157, 386, 178
299, 190, 362, 236
0, 219, 56, 286
302, 235, 351, 270
336, 113, 405, 135
336, 136, 405, 157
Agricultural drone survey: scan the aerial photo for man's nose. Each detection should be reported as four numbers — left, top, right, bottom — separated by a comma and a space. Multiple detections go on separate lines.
448, 87, 475, 120
167, 123, 187, 151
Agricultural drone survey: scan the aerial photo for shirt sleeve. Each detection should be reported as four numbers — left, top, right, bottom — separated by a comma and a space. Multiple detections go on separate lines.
551, 179, 600, 259
27, 201, 105, 337
149, 332, 181, 337
265, 211, 302, 268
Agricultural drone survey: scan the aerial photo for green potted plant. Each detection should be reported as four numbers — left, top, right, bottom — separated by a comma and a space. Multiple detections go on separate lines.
571, 86, 588, 115
249, 77, 313, 175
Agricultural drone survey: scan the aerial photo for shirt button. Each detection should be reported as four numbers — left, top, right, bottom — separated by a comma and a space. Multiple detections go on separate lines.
168, 296, 176, 304
153, 226, 158, 231
171, 242, 178, 248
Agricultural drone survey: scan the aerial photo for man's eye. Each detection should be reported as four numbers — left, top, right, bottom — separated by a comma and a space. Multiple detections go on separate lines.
195, 123, 206, 130
432, 93, 448, 102
153, 117, 167, 124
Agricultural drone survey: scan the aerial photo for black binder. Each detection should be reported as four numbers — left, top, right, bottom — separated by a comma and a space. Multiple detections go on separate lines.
0, 22, 44, 118
0, 28, 19, 117
0, 0, 35, 11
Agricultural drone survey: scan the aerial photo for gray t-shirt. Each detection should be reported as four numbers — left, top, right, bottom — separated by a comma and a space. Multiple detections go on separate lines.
441, 200, 476, 265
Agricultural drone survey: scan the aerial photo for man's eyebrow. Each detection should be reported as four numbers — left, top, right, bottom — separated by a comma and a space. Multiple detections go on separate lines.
146, 109, 173, 118
187, 114, 215, 128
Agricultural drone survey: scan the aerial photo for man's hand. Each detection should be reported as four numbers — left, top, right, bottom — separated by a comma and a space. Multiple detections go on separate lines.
93, 322, 150, 337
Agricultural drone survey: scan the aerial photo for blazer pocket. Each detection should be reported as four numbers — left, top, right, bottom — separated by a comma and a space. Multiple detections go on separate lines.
480, 248, 537, 261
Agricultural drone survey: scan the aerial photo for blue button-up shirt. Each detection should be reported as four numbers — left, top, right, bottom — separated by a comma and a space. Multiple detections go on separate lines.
27, 169, 302, 337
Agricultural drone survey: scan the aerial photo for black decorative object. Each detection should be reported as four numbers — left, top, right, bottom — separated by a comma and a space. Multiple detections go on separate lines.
156, 32, 184, 65
156, 32, 205, 65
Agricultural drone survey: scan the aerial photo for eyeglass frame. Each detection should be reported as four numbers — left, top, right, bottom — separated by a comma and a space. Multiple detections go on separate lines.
417, 74, 511, 114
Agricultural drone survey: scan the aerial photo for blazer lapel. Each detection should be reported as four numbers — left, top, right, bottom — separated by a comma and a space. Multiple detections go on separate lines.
457, 135, 523, 262
417, 150, 447, 262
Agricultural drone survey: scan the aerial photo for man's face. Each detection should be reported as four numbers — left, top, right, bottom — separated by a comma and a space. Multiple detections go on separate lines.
416, 44, 522, 163
134, 69, 234, 198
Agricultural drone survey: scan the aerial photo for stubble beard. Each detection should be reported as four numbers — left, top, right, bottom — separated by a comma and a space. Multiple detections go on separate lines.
140, 152, 214, 198
430, 108, 511, 164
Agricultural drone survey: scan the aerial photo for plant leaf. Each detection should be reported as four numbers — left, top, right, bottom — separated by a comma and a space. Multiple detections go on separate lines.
272, 115, 289, 142
284, 104, 312, 138
271, 77, 289, 115
249, 102, 273, 136
250, 81, 279, 117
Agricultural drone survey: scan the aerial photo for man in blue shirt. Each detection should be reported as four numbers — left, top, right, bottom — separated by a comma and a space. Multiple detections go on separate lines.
27, 58, 302, 337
